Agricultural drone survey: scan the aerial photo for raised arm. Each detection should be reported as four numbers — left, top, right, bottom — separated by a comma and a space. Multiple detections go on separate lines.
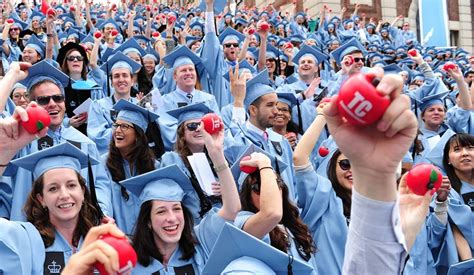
201, 123, 241, 221
447, 66, 472, 110
256, 21, 269, 72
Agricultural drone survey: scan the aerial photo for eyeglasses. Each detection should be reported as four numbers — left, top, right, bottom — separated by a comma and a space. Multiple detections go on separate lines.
66, 55, 84, 62
35, 94, 65, 105
13, 93, 28, 100
224, 43, 239, 48
338, 159, 351, 171
112, 123, 134, 132
185, 122, 201, 131
353, 57, 364, 63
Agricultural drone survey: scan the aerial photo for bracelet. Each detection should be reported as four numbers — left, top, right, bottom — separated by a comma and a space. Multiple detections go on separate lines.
0, 162, 9, 167
259, 166, 273, 172
214, 161, 229, 173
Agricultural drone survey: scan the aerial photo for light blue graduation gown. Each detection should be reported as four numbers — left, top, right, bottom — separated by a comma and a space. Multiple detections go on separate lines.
132, 208, 226, 274
294, 163, 348, 275
414, 124, 451, 165
102, 154, 159, 236
234, 211, 318, 274
0, 218, 44, 274
446, 106, 474, 135
87, 96, 138, 155
44, 229, 85, 273
87, 66, 107, 100
5, 126, 113, 221
3, 39, 22, 63
230, 122, 297, 201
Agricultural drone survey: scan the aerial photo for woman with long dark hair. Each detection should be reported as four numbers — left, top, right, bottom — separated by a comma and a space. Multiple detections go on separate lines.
125, 122, 240, 273
103, 100, 159, 235
232, 147, 318, 274
160, 103, 224, 223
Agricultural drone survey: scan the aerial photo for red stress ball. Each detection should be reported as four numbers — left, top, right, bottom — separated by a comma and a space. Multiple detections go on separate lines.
407, 49, 417, 57
111, 30, 119, 36
344, 55, 354, 66
94, 31, 102, 39
406, 164, 442, 196
47, 8, 56, 17
94, 234, 137, 275
337, 73, 390, 125
6, 18, 14, 24
247, 27, 255, 35
318, 146, 329, 157
443, 61, 457, 71
152, 31, 160, 38
21, 105, 51, 134
259, 22, 270, 31
201, 113, 222, 135
240, 156, 257, 174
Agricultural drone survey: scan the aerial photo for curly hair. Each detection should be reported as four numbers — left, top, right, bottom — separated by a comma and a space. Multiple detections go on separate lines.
240, 172, 316, 257
132, 201, 197, 266
60, 48, 88, 80
24, 172, 100, 248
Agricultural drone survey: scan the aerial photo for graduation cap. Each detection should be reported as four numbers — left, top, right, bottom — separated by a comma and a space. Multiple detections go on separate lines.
218, 27, 245, 44
230, 143, 288, 182
100, 51, 142, 75
202, 223, 314, 274
424, 128, 456, 173
223, 60, 256, 82
113, 38, 147, 57
80, 32, 95, 45
366, 23, 376, 30
29, 10, 45, 22
276, 92, 298, 108
330, 37, 367, 65
234, 18, 249, 27
133, 35, 151, 45
162, 45, 202, 71
24, 35, 46, 58
293, 44, 328, 64
113, 99, 159, 131
383, 64, 403, 75
143, 47, 160, 63
56, 42, 89, 66
412, 78, 449, 111
121, 165, 193, 205
71, 80, 101, 90
19, 60, 70, 92
244, 69, 274, 110
97, 18, 120, 30
185, 35, 200, 47
10, 142, 98, 180
189, 21, 204, 32
198, 0, 227, 14
289, 34, 305, 44
167, 102, 212, 125
447, 258, 474, 275
65, 28, 86, 42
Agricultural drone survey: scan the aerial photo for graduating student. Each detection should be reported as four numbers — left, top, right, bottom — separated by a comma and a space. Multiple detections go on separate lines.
0, 61, 112, 221
103, 100, 159, 236
124, 122, 240, 273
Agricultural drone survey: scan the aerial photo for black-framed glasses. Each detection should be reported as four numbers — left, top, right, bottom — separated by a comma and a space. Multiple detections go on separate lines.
66, 55, 84, 62
185, 122, 201, 131
35, 94, 65, 105
13, 93, 28, 100
353, 57, 364, 63
224, 43, 239, 48
9, 28, 19, 31
112, 123, 134, 132
338, 159, 351, 171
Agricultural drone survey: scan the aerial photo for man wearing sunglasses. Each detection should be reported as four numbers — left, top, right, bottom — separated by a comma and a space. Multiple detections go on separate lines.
0, 60, 113, 222
328, 38, 368, 96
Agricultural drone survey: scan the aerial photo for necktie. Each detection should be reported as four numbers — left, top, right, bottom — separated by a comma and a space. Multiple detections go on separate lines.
263, 131, 269, 142
186, 93, 193, 102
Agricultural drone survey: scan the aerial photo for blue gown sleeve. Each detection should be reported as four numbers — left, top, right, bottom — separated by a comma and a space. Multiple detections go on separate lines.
0, 177, 12, 218
86, 100, 113, 155
86, 143, 113, 218
446, 106, 473, 134
87, 67, 107, 100
294, 162, 347, 275
194, 208, 227, 257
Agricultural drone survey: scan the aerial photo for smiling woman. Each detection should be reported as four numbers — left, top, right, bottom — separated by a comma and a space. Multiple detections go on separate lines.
10, 143, 101, 268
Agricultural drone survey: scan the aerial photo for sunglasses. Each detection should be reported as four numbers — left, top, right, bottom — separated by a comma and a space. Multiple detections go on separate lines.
338, 159, 351, 171
35, 94, 65, 105
224, 43, 239, 48
185, 122, 201, 131
353, 57, 364, 63
66, 55, 84, 62
10, 28, 19, 31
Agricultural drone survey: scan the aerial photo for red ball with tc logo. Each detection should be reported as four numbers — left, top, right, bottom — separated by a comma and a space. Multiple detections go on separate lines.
201, 113, 222, 135
336, 73, 390, 125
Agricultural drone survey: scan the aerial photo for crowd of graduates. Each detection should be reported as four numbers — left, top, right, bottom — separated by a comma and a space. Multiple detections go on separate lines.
0, 0, 473, 274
